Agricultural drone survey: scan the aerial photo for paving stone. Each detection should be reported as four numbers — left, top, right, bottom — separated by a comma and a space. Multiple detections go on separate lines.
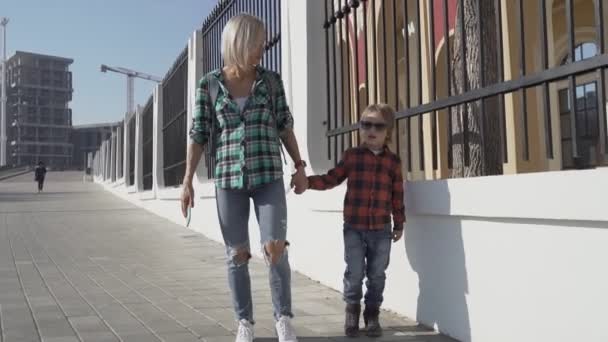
0, 172, 457, 342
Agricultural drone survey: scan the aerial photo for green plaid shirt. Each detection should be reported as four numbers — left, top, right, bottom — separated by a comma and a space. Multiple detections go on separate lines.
189, 67, 293, 190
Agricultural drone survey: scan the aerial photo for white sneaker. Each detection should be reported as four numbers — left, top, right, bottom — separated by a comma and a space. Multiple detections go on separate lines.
276, 316, 298, 342
236, 319, 254, 342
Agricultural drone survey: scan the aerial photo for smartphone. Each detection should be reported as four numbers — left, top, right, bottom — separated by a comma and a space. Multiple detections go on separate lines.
186, 206, 192, 227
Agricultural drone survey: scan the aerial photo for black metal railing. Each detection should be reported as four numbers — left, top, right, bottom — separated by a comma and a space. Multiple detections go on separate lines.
201, 0, 282, 178
323, 0, 608, 179
117, 121, 123, 179
162, 47, 188, 187
128, 115, 136, 186
111, 129, 117, 182
141, 96, 154, 190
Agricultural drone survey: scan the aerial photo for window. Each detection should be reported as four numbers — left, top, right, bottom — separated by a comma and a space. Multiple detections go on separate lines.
560, 42, 598, 65
559, 82, 599, 169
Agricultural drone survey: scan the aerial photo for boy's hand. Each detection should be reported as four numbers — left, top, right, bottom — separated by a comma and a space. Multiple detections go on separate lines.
290, 169, 308, 194
392, 228, 403, 242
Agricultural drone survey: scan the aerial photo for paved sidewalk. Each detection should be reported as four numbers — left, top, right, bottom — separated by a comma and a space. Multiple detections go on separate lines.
0, 172, 456, 342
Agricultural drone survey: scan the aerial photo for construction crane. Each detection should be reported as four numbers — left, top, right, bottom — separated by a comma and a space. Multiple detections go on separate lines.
100, 64, 162, 116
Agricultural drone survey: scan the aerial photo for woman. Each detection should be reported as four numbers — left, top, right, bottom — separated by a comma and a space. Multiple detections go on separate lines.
181, 14, 307, 342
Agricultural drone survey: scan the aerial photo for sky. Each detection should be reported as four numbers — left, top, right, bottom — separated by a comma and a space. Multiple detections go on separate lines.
2, 0, 215, 125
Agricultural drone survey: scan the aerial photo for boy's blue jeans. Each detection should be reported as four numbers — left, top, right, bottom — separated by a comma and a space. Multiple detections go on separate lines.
343, 224, 392, 307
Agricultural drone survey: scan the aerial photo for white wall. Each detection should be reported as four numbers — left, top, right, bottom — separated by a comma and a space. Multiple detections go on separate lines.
94, 2, 608, 342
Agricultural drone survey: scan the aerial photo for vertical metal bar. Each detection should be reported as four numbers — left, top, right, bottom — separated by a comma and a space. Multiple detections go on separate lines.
325, 0, 332, 159
344, 0, 353, 148
430, 0, 438, 170
269, 0, 275, 71
496, 0, 507, 163
260, 0, 272, 70
416, 0, 425, 171
459, 0, 470, 167
392, 0, 398, 109
274, 0, 280, 74
332, 0, 339, 164
392, 0, 400, 157
353, 0, 361, 121
337, 3, 346, 153
278, 0, 282, 73
372, 0, 378, 103
477, 0, 486, 170
444, 0, 453, 169
404, 0, 412, 172
595, 0, 607, 156
381, 0, 388, 103
518, 0, 529, 161
567, 0, 578, 159
265, 0, 270, 70
363, 0, 370, 109
427, 1, 438, 170
540, 0, 554, 159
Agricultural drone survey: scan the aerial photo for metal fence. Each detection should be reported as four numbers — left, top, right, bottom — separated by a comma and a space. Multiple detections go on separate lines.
141, 96, 154, 190
201, 0, 282, 178
323, 0, 608, 178
128, 115, 136, 186
117, 121, 123, 179
162, 47, 188, 187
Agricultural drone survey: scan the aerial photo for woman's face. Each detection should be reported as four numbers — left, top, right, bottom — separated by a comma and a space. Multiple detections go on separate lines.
247, 33, 266, 66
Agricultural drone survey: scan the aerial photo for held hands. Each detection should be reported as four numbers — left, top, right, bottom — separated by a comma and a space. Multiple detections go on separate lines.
392, 226, 404, 242
290, 168, 308, 195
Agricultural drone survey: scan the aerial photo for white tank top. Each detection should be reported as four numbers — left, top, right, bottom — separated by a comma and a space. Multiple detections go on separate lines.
235, 97, 248, 112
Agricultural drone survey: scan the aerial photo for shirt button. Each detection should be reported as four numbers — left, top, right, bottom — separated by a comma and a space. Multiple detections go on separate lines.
241, 140, 246, 146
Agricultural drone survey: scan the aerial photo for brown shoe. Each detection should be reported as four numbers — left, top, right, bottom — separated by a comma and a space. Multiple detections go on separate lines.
344, 303, 361, 337
363, 306, 382, 337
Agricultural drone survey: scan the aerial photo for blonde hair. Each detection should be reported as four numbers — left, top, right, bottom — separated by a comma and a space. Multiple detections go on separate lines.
221, 14, 266, 73
361, 103, 396, 143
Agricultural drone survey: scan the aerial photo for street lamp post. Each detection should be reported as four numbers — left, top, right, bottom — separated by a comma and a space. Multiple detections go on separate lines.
0, 17, 8, 167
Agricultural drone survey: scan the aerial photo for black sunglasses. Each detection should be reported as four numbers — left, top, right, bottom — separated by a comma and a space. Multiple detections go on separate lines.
360, 120, 387, 131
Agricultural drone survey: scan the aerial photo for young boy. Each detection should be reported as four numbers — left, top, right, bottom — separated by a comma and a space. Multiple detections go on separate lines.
306, 104, 405, 337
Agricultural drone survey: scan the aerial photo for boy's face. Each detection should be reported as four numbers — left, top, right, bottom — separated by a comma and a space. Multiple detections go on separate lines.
359, 111, 387, 149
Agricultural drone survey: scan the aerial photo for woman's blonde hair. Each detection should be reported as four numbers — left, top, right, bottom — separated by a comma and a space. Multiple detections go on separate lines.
221, 14, 266, 73
361, 103, 396, 143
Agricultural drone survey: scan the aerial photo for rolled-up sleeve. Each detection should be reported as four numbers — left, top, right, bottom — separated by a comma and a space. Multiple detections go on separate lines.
189, 76, 211, 145
271, 72, 294, 133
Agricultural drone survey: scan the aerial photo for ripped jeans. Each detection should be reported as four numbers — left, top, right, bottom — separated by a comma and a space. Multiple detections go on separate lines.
215, 178, 292, 323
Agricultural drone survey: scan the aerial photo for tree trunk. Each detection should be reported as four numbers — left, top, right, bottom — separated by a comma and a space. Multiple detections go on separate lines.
450, 0, 502, 177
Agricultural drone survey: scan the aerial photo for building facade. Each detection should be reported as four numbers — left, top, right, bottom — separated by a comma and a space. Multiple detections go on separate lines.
6, 51, 74, 168
71, 122, 119, 171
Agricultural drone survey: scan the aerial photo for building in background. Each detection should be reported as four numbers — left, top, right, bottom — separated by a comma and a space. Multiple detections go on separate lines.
6, 51, 73, 168
71, 122, 119, 170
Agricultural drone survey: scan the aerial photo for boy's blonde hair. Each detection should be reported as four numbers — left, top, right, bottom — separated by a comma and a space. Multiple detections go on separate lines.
221, 14, 266, 73
361, 103, 396, 143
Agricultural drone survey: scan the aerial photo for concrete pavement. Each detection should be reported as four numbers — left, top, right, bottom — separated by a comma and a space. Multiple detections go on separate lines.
0, 172, 456, 342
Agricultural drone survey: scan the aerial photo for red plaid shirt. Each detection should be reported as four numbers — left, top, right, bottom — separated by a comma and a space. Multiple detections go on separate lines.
308, 146, 405, 231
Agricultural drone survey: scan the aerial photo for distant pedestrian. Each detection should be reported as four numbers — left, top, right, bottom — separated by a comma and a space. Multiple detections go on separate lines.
34, 161, 47, 193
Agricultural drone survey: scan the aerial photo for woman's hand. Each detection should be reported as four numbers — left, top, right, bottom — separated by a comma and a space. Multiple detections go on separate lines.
181, 181, 195, 218
290, 168, 308, 194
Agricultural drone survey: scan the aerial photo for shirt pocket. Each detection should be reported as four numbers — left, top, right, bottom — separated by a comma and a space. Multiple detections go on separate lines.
217, 110, 241, 131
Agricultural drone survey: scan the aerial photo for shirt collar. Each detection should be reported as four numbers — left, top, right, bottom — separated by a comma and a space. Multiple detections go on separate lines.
359, 143, 390, 156
212, 65, 266, 94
